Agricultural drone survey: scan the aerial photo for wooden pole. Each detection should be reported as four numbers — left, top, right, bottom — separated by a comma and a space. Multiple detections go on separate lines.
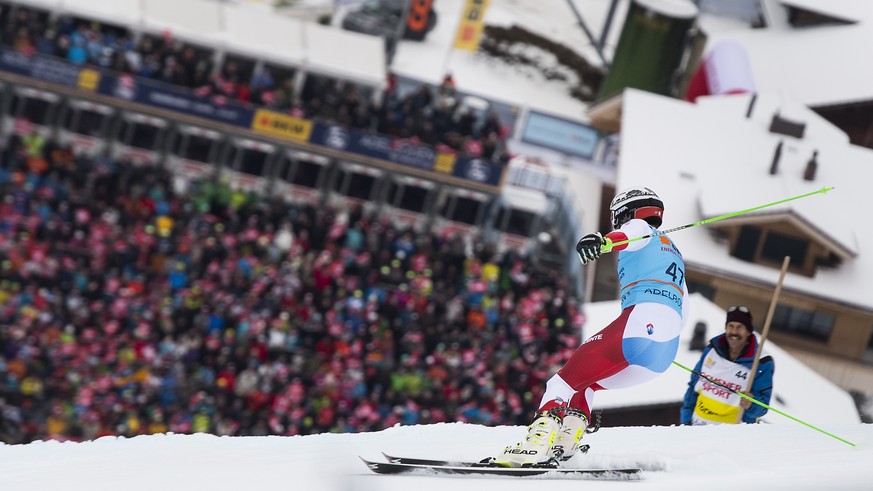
736, 255, 791, 423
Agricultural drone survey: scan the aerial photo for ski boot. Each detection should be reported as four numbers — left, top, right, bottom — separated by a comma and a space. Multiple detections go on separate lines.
494, 410, 561, 468
549, 408, 589, 462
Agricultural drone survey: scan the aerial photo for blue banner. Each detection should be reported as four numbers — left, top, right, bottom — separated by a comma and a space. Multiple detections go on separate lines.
521, 111, 600, 159
310, 123, 504, 187
0, 49, 83, 87
450, 156, 503, 187
101, 74, 255, 128
310, 123, 436, 171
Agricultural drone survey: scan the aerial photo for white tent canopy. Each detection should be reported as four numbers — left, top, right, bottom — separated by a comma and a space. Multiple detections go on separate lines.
58, 0, 141, 28
303, 22, 386, 89
10, 0, 387, 90
10, 0, 62, 11
140, 0, 224, 48
218, 3, 305, 68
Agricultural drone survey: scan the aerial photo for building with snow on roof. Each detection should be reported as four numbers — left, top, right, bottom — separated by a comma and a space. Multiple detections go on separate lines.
601, 87, 873, 402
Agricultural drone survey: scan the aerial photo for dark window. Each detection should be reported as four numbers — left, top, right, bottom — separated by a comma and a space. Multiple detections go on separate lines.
772, 304, 835, 341
762, 231, 808, 267
124, 121, 161, 149
286, 160, 323, 189
686, 279, 715, 300
864, 330, 873, 364
65, 109, 107, 137
336, 170, 376, 200
733, 225, 760, 261
180, 134, 215, 162
13, 95, 53, 125
237, 148, 270, 176
442, 195, 483, 225
388, 181, 429, 213
498, 207, 537, 236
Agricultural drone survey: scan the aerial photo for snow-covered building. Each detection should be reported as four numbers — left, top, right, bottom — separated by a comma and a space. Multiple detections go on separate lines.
572, 1, 873, 403
605, 87, 873, 401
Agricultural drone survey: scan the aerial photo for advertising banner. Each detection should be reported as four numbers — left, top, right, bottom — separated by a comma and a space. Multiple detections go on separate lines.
0, 49, 84, 88
444, 155, 503, 187
311, 123, 436, 171
521, 111, 600, 158
311, 123, 503, 187
102, 73, 255, 128
454, 0, 491, 51
251, 109, 313, 142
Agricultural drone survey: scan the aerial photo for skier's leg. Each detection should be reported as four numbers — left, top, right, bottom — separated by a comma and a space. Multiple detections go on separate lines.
597, 303, 682, 389
551, 303, 681, 462
494, 308, 633, 467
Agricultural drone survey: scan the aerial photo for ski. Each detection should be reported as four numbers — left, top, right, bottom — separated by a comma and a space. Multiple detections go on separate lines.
381, 452, 480, 467
362, 457, 643, 479
381, 447, 590, 467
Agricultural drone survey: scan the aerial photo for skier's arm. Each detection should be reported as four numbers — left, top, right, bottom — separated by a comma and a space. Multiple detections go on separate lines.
603, 219, 654, 253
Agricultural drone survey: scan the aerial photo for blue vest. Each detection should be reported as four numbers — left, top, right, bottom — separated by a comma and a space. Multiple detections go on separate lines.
618, 227, 685, 316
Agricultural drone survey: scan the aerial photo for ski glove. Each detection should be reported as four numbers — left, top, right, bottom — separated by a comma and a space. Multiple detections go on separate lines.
576, 232, 606, 265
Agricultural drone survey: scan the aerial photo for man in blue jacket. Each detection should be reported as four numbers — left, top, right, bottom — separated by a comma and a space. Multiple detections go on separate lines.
680, 306, 774, 424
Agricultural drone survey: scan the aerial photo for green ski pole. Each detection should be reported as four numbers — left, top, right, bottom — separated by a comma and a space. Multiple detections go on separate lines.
607, 186, 834, 251
673, 360, 856, 447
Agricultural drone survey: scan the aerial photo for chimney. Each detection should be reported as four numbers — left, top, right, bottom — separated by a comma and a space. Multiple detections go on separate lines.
803, 150, 818, 181
745, 93, 757, 119
689, 321, 707, 351
769, 112, 806, 139
769, 140, 783, 175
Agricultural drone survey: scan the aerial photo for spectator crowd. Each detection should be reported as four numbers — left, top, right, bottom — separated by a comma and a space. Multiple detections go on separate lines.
0, 131, 581, 444
1, 2, 511, 164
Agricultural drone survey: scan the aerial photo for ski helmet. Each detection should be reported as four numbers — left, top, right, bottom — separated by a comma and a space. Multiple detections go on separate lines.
610, 187, 664, 229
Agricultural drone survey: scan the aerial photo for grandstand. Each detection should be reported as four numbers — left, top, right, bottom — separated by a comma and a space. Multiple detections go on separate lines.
0, 0, 603, 443
0, 0, 609, 296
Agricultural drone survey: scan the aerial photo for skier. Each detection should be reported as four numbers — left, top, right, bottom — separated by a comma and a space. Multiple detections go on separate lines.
680, 306, 774, 425
495, 187, 689, 467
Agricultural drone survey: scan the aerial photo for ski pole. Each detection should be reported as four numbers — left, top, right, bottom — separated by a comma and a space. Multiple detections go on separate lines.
673, 360, 856, 447
607, 186, 834, 250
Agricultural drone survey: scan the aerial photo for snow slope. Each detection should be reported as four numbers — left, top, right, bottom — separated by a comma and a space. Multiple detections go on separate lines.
0, 422, 870, 490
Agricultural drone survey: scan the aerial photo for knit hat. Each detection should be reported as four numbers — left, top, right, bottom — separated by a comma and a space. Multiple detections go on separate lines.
726, 306, 754, 332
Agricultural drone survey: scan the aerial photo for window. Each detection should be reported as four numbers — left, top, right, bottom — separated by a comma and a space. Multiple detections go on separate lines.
497, 207, 537, 237
123, 121, 162, 150
237, 147, 270, 176
733, 225, 760, 262
64, 108, 107, 137
441, 195, 484, 225
285, 160, 323, 189
179, 134, 216, 162
863, 330, 873, 364
731, 225, 813, 274
761, 231, 808, 267
686, 279, 715, 300
335, 169, 377, 200
387, 181, 429, 213
13, 95, 53, 125
771, 304, 835, 341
